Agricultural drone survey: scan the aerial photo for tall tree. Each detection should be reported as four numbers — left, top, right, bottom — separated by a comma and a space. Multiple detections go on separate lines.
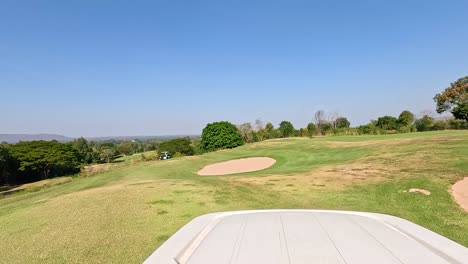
254, 119, 265, 141
314, 110, 326, 135
71, 137, 93, 164
328, 112, 339, 131
264, 122, 275, 139
307, 122, 317, 137
238, 123, 255, 143
434, 76, 468, 121
278, 121, 295, 138
397, 110, 415, 127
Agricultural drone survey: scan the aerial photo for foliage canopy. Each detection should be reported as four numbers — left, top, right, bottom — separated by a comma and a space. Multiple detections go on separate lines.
200, 121, 244, 152
335, 117, 351, 129
434, 76, 468, 121
376, 116, 398, 130
9, 141, 81, 180
158, 138, 194, 156
398, 111, 415, 127
278, 121, 295, 138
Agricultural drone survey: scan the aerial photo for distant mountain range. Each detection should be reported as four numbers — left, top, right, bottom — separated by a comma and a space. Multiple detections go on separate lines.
0, 134, 74, 143
0, 134, 199, 144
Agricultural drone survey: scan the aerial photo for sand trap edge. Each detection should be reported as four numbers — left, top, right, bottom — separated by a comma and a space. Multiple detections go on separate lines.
452, 177, 468, 212
198, 157, 276, 176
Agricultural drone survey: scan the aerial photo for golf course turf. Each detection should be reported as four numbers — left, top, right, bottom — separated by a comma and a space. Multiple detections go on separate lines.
0, 131, 467, 263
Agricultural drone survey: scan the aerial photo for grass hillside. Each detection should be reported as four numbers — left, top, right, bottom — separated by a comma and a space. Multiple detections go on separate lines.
0, 131, 467, 263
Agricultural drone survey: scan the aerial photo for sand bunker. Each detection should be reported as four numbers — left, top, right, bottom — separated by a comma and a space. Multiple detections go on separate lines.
452, 177, 468, 212
198, 157, 276, 176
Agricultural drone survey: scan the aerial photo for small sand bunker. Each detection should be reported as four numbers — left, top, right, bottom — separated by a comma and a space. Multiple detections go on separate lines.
452, 177, 468, 212
198, 157, 276, 176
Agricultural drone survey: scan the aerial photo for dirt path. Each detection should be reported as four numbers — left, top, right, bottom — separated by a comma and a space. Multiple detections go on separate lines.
452, 177, 468, 212
198, 157, 276, 176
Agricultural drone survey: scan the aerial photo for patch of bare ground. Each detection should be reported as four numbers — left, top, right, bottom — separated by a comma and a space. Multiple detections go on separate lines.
81, 163, 125, 177
323, 138, 421, 148
247, 141, 286, 149
1, 177, 73, 196
232, 144, 452, 190
324, 135, 465, 148
232, 160, 394, 191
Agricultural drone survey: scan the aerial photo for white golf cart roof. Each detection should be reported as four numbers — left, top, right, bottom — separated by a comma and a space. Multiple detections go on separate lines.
143, 210, 468, 264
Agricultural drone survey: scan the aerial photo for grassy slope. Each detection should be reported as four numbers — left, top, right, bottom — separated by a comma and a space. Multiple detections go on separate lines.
0, 131, 467, 263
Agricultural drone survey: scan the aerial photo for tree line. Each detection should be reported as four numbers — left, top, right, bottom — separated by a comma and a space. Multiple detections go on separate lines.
0, 138, 186, 185
198, 109, 467, 153
197, 75, 467, 152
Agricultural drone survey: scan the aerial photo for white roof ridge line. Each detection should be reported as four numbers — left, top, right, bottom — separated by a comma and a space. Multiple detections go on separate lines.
174, 213, 226, 263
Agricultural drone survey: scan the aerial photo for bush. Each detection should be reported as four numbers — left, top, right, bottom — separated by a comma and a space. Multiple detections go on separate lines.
357, 124, 382, 135
448, 119, 468, 129
397, 125, 412, 133
415, 115, 434, 131
200, 121, 244, 152
433, 120, 449, 130
141, 153, 157, 161
321, 122, 333, 134
376, 116, 398, 130
172, 152, 184, 158
336, 117, 351, 129
334, 128, 359, 135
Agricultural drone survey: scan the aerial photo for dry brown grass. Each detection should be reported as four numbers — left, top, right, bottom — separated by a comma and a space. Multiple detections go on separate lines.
232, 136, 459, 191
0, 177, 73, 196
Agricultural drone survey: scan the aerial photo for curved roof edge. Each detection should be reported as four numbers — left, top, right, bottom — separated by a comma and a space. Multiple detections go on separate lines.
143, 210, 468, 264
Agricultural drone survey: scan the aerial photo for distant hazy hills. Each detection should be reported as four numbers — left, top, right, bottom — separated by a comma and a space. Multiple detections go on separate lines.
0, 134, 74, 143
0, 134, 199, 144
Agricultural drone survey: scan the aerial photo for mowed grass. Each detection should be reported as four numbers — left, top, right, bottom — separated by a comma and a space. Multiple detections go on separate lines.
0, 131, 467, 263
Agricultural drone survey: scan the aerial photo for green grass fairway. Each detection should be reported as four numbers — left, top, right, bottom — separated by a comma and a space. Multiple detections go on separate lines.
1, 131, 467, 263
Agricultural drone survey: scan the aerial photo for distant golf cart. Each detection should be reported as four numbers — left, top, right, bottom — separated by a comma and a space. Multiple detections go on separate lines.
159, 151, 171, 160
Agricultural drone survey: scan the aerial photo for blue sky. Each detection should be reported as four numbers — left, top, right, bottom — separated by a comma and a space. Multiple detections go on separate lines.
1, 0, 467, 137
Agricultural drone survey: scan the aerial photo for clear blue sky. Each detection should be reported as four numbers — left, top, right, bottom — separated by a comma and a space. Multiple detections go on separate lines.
1, 0, 467, 137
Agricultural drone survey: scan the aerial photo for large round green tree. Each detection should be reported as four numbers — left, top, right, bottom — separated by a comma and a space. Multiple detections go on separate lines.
397, 110, 415, 127
200, 121, 244, 152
